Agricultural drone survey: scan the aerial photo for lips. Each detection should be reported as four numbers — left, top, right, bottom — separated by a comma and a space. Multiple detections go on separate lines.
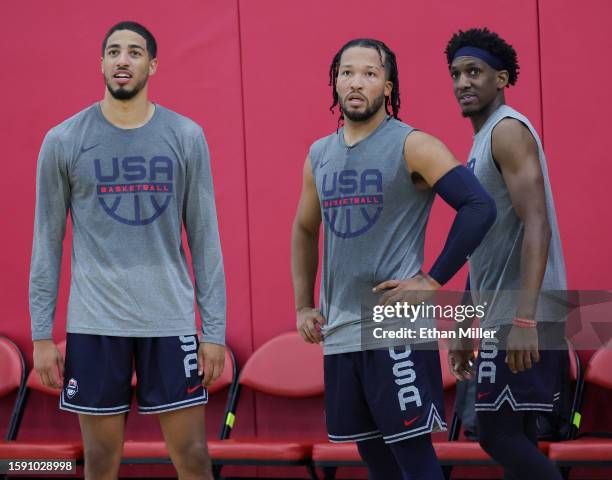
459, 93, 477, 105
113, 71, 133, 85
346, 93, 366, 107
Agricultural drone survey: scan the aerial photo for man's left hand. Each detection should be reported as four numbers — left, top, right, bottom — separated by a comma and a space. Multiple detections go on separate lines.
198, 342, 226, 387
373, 273, 441, 306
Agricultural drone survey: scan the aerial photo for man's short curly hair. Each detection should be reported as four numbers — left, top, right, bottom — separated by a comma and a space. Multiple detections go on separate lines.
445, 28, 519, 86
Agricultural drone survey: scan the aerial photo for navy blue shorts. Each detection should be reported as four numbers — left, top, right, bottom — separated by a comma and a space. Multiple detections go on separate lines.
60, 333, 207, 415
475, 327, 563, 412
324, 344, 447, 444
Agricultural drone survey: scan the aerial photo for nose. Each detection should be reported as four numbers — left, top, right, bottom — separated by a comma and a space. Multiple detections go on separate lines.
349, 73, 365, 90
115, 50, 131, 67
456, 72, 471, 90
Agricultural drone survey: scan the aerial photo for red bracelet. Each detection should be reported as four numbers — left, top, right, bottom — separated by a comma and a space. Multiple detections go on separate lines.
512, 317, 537, 328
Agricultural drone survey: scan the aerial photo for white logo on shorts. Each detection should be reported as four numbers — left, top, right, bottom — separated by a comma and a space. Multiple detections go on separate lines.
478, 337, 499, 384
180, 335, 198, 378
66, 378, 78, 399
389, 346, 422, 410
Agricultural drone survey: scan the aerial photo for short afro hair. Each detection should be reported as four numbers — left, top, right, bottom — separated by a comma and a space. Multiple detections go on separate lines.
445, 28, 519, 86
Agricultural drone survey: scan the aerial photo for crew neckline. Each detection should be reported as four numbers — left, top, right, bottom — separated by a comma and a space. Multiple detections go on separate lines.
95, 102, 160, 133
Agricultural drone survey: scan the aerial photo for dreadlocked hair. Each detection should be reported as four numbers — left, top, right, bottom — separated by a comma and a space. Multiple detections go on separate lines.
328, 38, 401, 125
445, 27, 520, 86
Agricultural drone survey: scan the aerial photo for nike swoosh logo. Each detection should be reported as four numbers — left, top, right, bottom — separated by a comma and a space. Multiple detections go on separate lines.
477, 392, 491, 400
320, 159, 330, 168
80, 143, 100, 154
187, 385, 203, 394
403, 415, 420, 427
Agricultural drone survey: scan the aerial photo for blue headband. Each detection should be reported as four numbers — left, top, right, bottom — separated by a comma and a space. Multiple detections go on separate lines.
453, 46, 505, 71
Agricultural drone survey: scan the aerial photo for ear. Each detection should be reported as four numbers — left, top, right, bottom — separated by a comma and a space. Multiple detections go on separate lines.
148, 58, 158, 76
496, 70, 509, 90
384, 80, 393, 98
100, 56, 104, 75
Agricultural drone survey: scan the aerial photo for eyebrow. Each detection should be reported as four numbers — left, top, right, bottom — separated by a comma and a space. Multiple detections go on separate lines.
106, 43, 145, 51
339, 64, 383, 69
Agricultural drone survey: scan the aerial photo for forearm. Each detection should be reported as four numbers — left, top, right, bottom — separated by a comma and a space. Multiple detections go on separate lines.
429, 166, 496, 285
191, 235, 226, 345
30, 241, 64, 340
291, 221, 319, 310
453, 275, 477, 330
517, 218, 551, 319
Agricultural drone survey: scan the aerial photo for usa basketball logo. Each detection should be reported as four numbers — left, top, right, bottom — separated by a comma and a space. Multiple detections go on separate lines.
321, 168, 384, 238
66, 378, 78, 399
94, 155, 174, 226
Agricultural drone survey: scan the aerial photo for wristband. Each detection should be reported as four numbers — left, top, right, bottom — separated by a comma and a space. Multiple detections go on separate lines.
512, 317, 537, 328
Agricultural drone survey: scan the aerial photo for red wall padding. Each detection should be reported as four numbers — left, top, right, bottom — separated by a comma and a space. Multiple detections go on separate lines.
1, 1, 611, 475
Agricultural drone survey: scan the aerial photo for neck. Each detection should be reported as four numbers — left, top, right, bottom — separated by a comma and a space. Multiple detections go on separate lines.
342, 107, 388, 146
470, 94, 505, 133
100, 88, 154, 129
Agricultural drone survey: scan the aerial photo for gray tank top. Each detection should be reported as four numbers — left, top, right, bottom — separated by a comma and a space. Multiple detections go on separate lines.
310, 118, 435, 354
467, 105, 567, 327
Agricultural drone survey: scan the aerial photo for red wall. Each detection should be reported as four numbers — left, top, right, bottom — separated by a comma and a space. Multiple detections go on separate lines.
1, 0, 611, 474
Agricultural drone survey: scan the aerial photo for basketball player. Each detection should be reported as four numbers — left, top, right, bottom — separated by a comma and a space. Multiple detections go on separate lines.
292, 38, 496, 479
29, 22, 225, 480
445, 28, 566, 479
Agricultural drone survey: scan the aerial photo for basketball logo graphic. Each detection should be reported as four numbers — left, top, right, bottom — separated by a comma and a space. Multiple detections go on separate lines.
66, 378, 79, 399
321, 168, 384, 238
94, 155, 174, 226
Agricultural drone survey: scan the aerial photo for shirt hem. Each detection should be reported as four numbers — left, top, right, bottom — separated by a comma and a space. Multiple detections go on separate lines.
66, 326, 198, 337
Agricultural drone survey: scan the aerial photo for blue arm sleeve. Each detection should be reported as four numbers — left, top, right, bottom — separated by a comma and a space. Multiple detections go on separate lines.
461, 275, 472, 306
428, 166, 496, 285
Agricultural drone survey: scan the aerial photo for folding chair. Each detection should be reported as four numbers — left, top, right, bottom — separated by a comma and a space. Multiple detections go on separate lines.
548, 339, 612, 477
0, 336, 27, 441
0, 340, 83, 465
209, 332, 323, 480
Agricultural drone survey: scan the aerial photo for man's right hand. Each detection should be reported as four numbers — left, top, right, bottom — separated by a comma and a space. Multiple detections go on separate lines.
33, 339, 64, 389
296, 307, 326, 344
448, 337, 475, 381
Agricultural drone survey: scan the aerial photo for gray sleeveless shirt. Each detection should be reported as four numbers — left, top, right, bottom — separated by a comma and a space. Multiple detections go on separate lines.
309, 118, 435, 354
467, 105, 567, 327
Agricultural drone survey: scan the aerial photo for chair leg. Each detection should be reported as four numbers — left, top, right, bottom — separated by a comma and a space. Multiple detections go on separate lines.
442, 465, 453, 480
212, 464, 222, 480
306, 462, 319, 480
323, 466, 338, 480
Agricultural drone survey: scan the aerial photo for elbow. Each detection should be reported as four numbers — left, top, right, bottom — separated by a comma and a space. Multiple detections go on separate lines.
292, 218, 319, 241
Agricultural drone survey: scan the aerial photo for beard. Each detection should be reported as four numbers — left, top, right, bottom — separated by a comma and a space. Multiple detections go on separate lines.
105, 73, 148, 101
341, 92, 386, 122
461, 105, 484, 118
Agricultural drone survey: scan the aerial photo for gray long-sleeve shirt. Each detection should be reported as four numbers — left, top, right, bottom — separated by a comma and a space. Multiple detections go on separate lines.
29, 103, 226, 343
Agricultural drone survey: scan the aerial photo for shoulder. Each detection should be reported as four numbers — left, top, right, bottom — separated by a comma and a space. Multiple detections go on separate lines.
46, 104, 98, 145
491, 117, 538, 153
156, 105, 204, 138
387, 117, 415, 134
403, 129, 447, 155
309, 131, 338, 163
